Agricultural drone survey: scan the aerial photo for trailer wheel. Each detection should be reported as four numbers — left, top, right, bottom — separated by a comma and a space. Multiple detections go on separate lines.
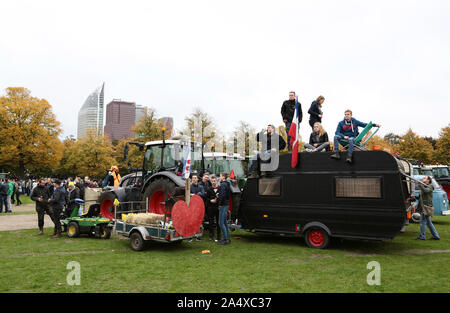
67, 221, 80, 238
143, 178, 176, 215
130, 232, 145, 251
304, 227, 330, 249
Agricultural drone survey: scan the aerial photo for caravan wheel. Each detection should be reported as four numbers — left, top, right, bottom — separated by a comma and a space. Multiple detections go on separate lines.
304, 227, 330, 249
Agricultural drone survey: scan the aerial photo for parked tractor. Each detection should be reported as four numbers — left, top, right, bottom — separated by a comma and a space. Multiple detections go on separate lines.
97, 135, 242, 221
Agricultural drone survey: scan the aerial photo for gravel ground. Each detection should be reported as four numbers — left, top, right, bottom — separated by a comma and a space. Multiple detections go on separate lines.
0, 204, 53, 231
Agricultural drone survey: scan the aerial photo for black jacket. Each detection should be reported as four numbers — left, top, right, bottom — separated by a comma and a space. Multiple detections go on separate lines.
257, 131, 286, 152
308, 100, 322, 124
76, 183, 85, 199
48, 186, 66, 210
309, 132, 330, 151
217, 180, 231, 206
66, 187, 80, 210
218, 180, 231, 206
45, 183, 54, 197
190, 183, 205, 198
0, 183, 9, 196
205, 184, 219, 209
309, 131, 329, 145
31, 185, 51, 210
281, 99, 302, 123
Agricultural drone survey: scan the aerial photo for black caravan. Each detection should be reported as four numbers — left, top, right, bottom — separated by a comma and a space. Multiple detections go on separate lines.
237, 151, 409, 249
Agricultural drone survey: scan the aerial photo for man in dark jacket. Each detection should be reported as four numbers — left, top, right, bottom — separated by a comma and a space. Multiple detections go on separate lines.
217, 173, 231, 245
250, 124, 286, 177
281, 91, 302, 148
0, 180, 9, 213
204, 175, 221, 241
187, 173, 205, 241
48, 180, 66, 238
30, 178, 52, 235
331, 109, 380, 163
190, 174, 205, 198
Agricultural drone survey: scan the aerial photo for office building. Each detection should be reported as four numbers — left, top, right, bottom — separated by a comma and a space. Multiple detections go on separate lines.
77, 83, 105, 138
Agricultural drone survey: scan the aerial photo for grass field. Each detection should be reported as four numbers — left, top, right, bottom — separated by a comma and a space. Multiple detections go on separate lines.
0, 216, 449, 293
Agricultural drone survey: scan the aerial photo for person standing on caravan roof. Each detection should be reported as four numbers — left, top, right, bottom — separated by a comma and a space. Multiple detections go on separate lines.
281, 91, 302, 150
308, 95, 325, 130
330, 109, 380, 164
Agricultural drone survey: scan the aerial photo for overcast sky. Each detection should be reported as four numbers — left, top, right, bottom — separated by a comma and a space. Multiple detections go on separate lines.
1, 0, 449, 144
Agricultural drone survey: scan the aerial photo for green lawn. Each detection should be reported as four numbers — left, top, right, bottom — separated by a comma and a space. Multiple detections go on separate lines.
0, 217, 449, 293
17, 195, 34, 205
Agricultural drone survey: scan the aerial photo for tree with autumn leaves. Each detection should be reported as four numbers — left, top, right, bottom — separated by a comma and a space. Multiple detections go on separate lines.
0, 87, 63, 177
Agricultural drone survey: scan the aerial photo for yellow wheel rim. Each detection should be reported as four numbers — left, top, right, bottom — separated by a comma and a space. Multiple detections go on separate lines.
68, 225, 76, 236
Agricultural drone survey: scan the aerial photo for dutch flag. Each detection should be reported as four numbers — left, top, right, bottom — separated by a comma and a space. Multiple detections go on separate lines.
288, 96, 300, 168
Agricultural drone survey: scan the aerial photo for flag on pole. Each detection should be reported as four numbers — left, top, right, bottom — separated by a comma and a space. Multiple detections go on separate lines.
182, 143, 191, 179
288, 96, 300, 168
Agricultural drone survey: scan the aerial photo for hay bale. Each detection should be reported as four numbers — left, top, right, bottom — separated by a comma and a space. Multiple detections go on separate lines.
125, 213, 136, 224
127, 213, 165, 225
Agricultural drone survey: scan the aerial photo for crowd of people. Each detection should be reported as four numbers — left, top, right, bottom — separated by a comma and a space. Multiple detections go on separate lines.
281, 91, 380, 161
250, 92, 382, 177
26, 176, 99, 237
190, 172, 232, 245
0, 178, 29, 213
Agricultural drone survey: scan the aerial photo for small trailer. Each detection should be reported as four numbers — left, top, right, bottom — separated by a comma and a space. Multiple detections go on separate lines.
113, 196, 204, 251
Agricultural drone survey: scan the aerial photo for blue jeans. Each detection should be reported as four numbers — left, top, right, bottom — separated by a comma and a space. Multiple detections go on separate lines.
285, 121, 292, 147
334, 134, 355, 155
219, 205, 229, 240
418, 212, 440, 239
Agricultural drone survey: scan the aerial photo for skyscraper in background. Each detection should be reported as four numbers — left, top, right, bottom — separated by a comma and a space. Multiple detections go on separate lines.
77, 83, 105, 138
104, 100, 136, 141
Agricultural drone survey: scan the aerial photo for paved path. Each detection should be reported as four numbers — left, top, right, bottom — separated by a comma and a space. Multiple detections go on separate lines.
0, 204, 53, 231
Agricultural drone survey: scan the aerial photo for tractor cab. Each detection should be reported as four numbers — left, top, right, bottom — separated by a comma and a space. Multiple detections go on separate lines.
203, 152, 247, 187
143, 139, 203, 176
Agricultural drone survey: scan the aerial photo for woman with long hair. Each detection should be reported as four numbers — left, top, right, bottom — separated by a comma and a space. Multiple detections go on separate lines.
304, 122, 330, 152
416, 176, 440, 240
308, 95, 325, 130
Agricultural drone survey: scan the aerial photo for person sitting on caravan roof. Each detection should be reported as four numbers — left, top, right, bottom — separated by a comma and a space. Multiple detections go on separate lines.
304, 122, 330, 152
330, 109, 380, 164
249, 124, 286, 178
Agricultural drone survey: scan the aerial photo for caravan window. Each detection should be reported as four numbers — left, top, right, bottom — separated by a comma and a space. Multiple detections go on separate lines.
258, 177, 281, 196
335, 177, 382, 199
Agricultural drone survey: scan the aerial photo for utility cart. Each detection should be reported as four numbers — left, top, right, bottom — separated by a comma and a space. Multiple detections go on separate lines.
113, 195, 204, 251
62, 199, 113, 239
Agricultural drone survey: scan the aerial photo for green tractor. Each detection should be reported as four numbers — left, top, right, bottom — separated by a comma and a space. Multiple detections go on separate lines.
62, 199, 113, 239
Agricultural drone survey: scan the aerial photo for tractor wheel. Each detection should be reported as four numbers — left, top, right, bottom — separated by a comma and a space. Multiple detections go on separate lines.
304, 227, 330, 249
67, 221, 80, 238
143, 178, 177, 215
130, 231, 145, 251
99, 225, 111, 239
98, 192, 117, 220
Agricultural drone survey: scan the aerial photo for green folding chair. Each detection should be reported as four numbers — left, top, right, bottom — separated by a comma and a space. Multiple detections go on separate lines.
338, 121, 380, 151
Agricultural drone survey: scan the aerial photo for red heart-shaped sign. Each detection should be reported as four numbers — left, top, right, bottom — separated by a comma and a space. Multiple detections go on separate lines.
172, 195, 205, 237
